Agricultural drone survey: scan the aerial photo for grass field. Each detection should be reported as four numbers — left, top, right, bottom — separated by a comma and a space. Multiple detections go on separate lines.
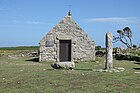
0, 46, 39, 57
0, 55, 139, 93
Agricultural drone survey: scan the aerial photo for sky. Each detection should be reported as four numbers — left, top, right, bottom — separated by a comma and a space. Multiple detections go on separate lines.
0, 0, 140, 47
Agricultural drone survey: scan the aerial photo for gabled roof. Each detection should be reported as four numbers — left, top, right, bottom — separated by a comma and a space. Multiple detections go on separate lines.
39, 11, 94, 44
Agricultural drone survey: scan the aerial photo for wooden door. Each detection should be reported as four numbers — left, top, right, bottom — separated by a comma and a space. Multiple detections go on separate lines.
59, 40, 71, 62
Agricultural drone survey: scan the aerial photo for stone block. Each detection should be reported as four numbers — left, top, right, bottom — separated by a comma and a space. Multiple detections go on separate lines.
51, 62, 75, 69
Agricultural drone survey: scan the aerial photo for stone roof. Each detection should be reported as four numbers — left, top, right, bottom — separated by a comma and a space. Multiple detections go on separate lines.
39, 11, 95, 62
40, 11, 94, 44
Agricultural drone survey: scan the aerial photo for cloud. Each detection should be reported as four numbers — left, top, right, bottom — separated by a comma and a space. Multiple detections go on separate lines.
85, 17, 140, 24
12, 20, 49, 25
12, 20, 20, 23
25, 21, 48, 25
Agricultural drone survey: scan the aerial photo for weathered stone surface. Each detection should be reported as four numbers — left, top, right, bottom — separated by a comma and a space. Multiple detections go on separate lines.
39, 12, 95, 62
51, 62, 75, 69
57, 62, 75, 69
105, 32, 113, 70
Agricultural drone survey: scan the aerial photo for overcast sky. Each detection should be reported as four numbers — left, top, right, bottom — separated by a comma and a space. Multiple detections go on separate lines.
0, 0, 140, 47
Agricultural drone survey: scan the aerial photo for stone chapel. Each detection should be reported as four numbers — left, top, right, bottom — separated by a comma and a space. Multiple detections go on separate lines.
39, 11, 95, 62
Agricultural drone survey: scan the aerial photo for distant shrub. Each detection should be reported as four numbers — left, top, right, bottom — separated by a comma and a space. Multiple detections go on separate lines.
133, 45, 137, 48
115, 54, 140, 61
115, 54, 127, 60
95, 46, 101, 50
96, 51, 105, 57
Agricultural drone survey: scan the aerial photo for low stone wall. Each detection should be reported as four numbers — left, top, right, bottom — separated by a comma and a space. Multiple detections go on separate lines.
7, 50, 39, 57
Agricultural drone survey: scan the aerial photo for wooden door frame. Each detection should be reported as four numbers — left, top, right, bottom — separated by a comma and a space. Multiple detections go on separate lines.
59, 40, 71, 62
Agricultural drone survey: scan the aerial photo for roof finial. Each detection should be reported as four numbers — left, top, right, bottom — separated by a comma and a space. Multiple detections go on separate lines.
68, 5, 72, 17
68, 10, 72, 16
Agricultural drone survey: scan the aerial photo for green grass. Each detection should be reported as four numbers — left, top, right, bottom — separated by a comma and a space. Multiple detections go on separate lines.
0, 56, 139, 93
0, 46, 39, 50
0, 46, 39, 56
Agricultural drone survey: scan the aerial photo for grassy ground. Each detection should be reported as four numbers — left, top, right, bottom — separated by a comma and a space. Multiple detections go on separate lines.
0, 46, 39, 57
0, 46, 39, 50
0, 56, 139, 93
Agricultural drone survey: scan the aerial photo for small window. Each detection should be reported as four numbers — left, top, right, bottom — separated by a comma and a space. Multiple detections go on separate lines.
46, 40, 54, 47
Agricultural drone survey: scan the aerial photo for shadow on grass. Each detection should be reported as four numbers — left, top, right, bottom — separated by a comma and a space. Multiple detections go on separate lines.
133, 68, 140, 70
26, 57, 39, 62
46, 69, 54, 71
74, 68, 93, 71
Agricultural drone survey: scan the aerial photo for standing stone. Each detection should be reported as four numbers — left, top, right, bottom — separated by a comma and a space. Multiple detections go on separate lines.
105, 32, 113, 71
